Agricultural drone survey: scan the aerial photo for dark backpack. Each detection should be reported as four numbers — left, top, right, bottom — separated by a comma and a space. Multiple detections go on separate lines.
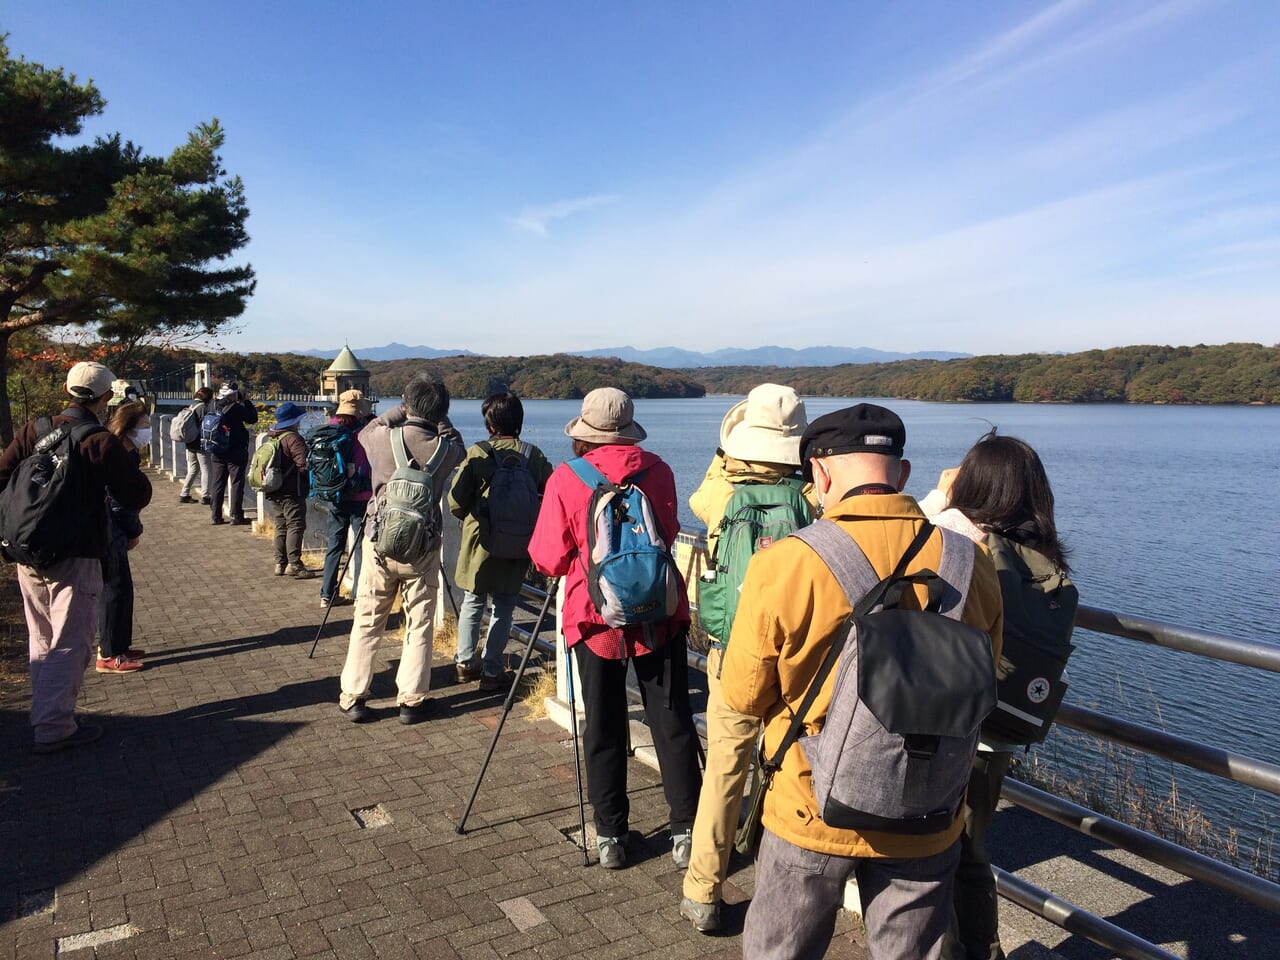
980, 531, 1078, 745
697, 476, 811, 646
0, 417, 107, 568
567, 457, 679, 628
475, 441, 541, 559
307, 424, 364, 503
201, 409, 231, 455
758, 520, 996, 835
369, 428, 451, 564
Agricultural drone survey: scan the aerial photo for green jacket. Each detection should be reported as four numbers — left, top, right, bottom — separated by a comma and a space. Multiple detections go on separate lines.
448, 437, 554, 595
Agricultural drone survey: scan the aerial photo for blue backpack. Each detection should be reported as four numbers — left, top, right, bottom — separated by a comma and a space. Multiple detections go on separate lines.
201, 409, 231, 456
567, 457, 679, 628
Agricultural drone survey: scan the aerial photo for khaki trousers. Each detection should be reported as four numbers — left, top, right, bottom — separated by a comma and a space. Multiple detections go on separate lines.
682, 644, 761, 904
339, 540, 439, 708
19, 557, 102, 744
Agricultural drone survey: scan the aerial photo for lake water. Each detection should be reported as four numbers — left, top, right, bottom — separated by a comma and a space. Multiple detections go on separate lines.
381, 395, 1280, 855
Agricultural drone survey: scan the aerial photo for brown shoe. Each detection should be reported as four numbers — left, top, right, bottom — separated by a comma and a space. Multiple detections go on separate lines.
288, 564, 316, 580
96, 656, 144, 674
455, 662, 481, 684
478, 672, 509, 692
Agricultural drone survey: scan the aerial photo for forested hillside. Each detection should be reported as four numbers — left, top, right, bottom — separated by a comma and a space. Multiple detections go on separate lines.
691, 344, 1280, 404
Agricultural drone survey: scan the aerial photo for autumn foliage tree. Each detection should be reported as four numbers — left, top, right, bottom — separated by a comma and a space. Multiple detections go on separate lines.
0, 38, 255, 442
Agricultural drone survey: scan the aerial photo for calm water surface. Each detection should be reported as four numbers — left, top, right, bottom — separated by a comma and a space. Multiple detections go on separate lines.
384, 396, 1280, 850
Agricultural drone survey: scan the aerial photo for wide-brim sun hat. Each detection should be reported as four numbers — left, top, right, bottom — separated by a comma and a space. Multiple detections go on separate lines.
719, 383, 807, 466
273, 401, 306, 430
564, 387, 647, 444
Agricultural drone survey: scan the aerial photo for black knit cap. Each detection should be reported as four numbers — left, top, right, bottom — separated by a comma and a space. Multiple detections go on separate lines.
799, 403, 906, 480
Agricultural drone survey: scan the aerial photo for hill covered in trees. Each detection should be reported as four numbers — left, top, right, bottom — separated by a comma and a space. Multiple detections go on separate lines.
690, 343, 1279, 405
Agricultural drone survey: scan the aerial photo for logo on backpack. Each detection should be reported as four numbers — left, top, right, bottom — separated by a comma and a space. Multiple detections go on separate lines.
980, 531, 1078, 745
476, 441, 541, 560
201, 409, 231, 456
0, 417, 106, 568
759, 521, 996, 836
369, 427, 450, 565
170, 403, 203, 444
248, 434, 285, 494
697, 477, 811, 645
307, 424, 365, 504
567, 457, 679, 628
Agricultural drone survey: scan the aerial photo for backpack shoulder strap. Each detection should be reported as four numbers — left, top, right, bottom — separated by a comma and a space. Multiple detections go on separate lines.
389, 427, 410, 469
419, 435, 452, 477
477, 440, 496, 460
517, 441, 532, 460
567, 456, 607, 490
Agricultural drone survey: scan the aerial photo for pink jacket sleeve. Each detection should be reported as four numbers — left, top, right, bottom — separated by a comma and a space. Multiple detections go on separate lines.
527, 466, 577, 578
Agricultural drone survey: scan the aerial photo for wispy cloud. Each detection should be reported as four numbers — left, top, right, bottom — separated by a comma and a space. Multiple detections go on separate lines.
511, 193, 618, 236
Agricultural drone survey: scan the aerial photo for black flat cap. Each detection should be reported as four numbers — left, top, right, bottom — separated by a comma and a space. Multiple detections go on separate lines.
800, 403, 906, 480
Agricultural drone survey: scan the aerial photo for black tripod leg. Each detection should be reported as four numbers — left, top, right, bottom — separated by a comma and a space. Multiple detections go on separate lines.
439, 562, 461, 620
307, 515, 365, 659
455, 580, 559, 834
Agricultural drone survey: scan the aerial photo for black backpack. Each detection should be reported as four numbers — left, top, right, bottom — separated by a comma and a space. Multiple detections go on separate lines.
0, 416, 107, 567
475, 441, 541, 559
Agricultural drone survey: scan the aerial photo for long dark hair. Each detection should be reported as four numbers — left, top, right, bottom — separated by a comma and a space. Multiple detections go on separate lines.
107, 400, 148, 440
947, 429, 1070, 573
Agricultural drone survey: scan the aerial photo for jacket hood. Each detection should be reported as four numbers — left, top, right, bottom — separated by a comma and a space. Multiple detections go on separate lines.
581, 443, 663, 483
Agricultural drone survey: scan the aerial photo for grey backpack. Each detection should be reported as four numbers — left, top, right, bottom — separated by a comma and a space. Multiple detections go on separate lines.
761, 520, 996, 835
369, 428, 451, 565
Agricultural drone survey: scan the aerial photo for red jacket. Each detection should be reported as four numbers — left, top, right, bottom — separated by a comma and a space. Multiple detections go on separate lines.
528, 444, 690, 651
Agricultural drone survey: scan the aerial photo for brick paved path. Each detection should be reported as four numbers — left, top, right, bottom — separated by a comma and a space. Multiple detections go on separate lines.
0, 469, 868, 959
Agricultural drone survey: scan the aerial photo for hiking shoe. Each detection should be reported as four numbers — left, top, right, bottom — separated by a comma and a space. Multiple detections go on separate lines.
274, 562, 287, 576
34, 721, 102, 754
177, 495, 196, 504
672, 830, 693, 870
321, 595, 350, 608
96, 656, 143, 674
679, 897, 721, 934
455, 662, 481, 684
596, 835, 626, 870
211, 517, 226, 525
124, 648, 146, 659
338, 700, 370, 723
398, 702, 433, 725
478, 671, 509, 692
229, 517, 252, 526
200, 496, 211, 505
288, 564, 316, 579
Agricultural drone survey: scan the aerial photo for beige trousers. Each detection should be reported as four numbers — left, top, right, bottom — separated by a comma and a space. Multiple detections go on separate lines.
339, 539, 439, 708
683, 644, 761, 904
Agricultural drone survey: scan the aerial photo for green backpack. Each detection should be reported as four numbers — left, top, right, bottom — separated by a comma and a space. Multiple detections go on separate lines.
697, 476, 812, 646
980, 531, 1079, 745
248, 434, 284, 494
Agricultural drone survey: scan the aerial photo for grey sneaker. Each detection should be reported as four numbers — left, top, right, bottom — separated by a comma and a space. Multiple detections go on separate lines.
679, 897, 721, 934
596, 835, 626, 870
671, 830, 692, 870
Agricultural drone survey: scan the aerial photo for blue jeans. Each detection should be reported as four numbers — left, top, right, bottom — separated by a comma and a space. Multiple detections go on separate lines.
454, 590, 519, 676
322, 500, 368, 601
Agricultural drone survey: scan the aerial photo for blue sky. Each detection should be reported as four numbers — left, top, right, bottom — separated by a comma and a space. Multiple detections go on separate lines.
6, 1, 1279, 356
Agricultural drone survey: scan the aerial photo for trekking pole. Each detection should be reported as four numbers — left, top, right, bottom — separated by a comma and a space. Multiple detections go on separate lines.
455, 579, 560, 835
307, 515, 366, 659
565, 638, 591, 866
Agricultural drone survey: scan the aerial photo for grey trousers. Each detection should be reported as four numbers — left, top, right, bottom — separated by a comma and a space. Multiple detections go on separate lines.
744, 828, 960, 960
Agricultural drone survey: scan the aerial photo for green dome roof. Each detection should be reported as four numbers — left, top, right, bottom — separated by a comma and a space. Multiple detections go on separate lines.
326, 345, 367, 373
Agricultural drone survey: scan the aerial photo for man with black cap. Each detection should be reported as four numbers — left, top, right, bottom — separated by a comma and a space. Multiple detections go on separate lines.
0, 361, 153, 753
719, 403, 1003, 960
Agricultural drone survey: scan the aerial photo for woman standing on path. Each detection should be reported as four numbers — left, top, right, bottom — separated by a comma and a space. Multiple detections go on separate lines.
97, 399, 152, 674
921, 430, 1076, 960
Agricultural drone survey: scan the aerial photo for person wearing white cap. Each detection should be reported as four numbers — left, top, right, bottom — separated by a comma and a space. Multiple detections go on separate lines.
0, 361, 152, 753
680, 384, 817, 933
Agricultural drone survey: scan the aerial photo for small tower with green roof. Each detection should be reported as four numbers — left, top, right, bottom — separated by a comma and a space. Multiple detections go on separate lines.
320, 344, 371, 398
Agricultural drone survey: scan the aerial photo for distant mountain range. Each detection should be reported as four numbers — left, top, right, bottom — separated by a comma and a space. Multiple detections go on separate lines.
299, 343, 480, 361
301, 343, 968, 367
570, 345, 970, 368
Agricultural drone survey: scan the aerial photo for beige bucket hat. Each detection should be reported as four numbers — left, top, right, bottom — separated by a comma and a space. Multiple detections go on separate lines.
564, 387, 647, 444
337, 388, 370, 418
719, 383, 808, 466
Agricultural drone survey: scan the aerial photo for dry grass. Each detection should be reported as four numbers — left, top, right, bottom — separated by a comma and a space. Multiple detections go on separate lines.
519, 662, 558, 720
1014, 739, 1277, 883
